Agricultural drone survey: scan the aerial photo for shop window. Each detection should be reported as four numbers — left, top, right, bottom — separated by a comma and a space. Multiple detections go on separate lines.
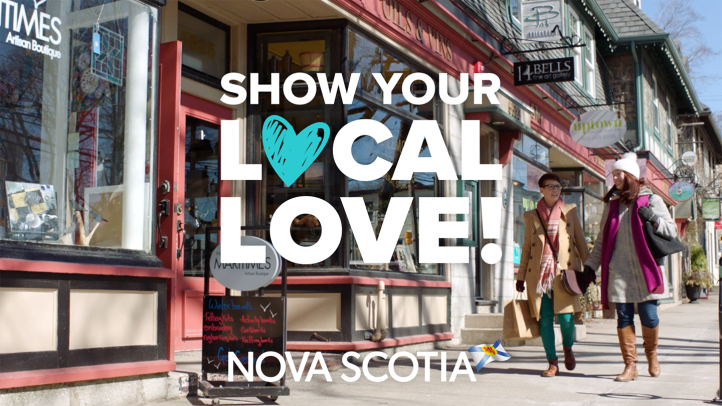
583, 172, 605, 197
178, 3, 230, 89
514, 134, 549, 166
457, 180, 478, 247
347, 30, 434, 117
256, 30, 333, 84
346, 29, 440, 275
0, 0, 159, 252
246, 88, 342, 268
346, 99, 439, 274
512, 155, 545, 267
554, 170, 580, 187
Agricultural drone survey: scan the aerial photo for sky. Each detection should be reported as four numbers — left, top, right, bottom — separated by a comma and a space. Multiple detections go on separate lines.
642, 0, 722, 114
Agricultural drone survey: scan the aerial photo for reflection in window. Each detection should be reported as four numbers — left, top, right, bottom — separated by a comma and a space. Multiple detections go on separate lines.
257, 30, 331, 83
347, 30, 433, 117
512, 156, 544, 266
184, 117, 219, 276
0, 0, 158, 251
246, 89, 341, 268
347, 99, 437, 274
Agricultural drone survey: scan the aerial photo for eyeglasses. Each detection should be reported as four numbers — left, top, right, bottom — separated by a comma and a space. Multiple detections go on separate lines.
542, 185, 562, 190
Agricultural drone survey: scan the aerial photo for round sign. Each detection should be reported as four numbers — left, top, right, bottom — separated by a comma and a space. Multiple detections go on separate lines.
668, 181, 695, 202
209, 237, 282, 291
570, 110, 627, 148
681, 151, 697, 167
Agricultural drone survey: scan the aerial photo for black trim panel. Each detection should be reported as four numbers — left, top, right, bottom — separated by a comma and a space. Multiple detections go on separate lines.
0, 271, 168, 373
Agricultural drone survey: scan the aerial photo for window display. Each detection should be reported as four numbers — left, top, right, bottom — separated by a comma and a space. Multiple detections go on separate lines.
0, 0, 159, 251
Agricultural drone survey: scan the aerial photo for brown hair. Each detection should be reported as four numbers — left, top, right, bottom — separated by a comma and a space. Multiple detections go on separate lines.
603, 174, 648, 205
538, 173, 562, 188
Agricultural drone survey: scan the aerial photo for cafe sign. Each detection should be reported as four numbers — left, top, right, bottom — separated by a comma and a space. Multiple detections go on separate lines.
570, 110, 627, 148
522, 0, 564, 41
514, 57, 574, 86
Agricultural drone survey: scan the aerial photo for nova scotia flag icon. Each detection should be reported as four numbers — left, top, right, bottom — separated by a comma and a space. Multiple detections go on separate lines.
468, 340, 511, 371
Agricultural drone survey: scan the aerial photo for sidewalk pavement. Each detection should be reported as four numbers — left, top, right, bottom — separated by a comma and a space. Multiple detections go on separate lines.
151, 291, 721, 406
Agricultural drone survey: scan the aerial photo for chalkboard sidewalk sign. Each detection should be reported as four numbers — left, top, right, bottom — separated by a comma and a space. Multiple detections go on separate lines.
202, 296, 285, 381
198, 226, 290, 402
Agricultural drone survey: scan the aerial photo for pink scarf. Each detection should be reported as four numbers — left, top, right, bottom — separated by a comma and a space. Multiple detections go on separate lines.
536, 198, 565, 295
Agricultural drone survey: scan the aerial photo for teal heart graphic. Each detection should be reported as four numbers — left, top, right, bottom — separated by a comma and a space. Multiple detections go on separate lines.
262, 115, 330, 187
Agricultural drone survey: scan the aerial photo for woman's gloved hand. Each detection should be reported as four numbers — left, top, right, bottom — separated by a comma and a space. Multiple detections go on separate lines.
582, 265, 597, 292
638, 206, 659, 224
516, 280, 525, 293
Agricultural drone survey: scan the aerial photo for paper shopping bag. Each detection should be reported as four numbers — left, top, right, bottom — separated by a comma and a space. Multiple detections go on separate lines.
503, 298, 540, 340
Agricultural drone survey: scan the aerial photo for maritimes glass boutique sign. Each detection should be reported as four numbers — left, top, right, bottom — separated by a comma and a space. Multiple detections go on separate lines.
1, 0, 63, 59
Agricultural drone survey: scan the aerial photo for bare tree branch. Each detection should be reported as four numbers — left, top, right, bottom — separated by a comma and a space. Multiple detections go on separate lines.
653, 0, 719, 84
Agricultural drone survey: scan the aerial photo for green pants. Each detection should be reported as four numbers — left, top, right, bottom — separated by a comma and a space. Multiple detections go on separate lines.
539, 293, 575, 361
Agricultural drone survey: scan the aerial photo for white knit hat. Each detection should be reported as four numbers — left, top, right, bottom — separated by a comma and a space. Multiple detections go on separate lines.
612, 152, 640, 179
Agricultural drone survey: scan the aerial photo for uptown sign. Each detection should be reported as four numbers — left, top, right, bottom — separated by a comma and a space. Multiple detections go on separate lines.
2, 0, 63, 59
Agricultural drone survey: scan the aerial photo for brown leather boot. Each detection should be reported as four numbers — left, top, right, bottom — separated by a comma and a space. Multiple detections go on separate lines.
563, 346, 576, 371
642, 325, 661, 377
541, 359, 558, 377
615, 326, 638, 382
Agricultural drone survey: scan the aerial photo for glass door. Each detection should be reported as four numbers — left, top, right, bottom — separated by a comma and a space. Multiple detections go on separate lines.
182, 116, 220, 276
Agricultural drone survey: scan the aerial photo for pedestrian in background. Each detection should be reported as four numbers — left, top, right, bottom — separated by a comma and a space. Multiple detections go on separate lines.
584, 153, 677, 381
516, 173, 590, 377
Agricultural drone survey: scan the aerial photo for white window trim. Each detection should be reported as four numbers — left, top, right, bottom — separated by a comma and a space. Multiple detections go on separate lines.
569, 9, 583, 86
584, 27, 595, 97
652, 77, 659, 133
510, 0, 521, 26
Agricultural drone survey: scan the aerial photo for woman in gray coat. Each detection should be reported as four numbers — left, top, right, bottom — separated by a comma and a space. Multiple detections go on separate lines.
584, 153, 677, 382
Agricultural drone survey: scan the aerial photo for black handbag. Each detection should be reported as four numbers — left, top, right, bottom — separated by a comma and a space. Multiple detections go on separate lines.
642, 209, 684, 263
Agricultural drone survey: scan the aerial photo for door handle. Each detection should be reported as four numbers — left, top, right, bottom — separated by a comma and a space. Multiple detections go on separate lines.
176, 219, 186, 258
157, 200, 170, 249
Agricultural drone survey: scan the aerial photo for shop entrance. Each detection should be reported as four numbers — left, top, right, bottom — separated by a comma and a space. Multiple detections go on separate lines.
157, 42, 232, 351
174, 95, 231, 351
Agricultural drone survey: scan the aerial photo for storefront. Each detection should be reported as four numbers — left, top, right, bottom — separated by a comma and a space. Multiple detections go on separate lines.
0, 0, 172, 389
153, 0, 504, 353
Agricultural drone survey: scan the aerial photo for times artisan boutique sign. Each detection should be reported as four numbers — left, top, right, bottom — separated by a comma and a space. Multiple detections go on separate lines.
514, 57, 574, 86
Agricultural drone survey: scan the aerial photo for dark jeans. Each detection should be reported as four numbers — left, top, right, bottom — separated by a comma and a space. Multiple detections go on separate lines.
615, 300, 659, 329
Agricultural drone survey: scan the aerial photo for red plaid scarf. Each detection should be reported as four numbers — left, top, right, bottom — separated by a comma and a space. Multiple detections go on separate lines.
536, 198, 564, 295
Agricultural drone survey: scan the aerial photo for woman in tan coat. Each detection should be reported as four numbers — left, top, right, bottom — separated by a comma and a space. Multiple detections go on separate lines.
516, 173, 591, 377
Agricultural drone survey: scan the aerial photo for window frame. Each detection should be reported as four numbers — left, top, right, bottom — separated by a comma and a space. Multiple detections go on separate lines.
177, 2, 231, 90
457, 179, 478, 247
566, 6, 596, 98
652, 76, 660, 135
244, 20, 445, 278
508, 0, 521, 28
0, 0, 162, 266
584, 27, 595, 97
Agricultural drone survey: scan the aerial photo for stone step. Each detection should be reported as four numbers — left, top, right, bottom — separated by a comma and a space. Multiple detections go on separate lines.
464, 313, 504, 328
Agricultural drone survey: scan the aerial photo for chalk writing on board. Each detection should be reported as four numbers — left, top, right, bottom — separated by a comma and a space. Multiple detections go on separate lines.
201, 296, 284, 381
